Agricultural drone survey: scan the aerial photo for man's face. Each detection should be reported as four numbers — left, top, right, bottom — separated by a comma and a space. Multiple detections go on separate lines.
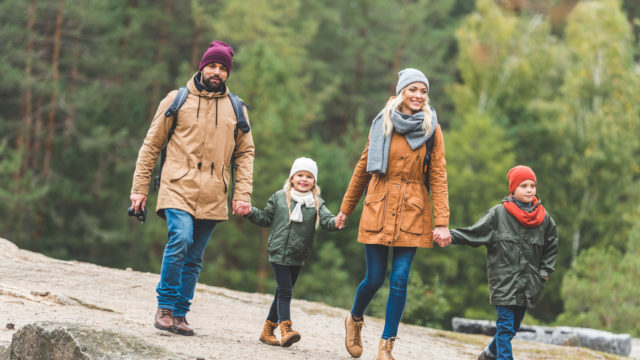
201, 63, 228, 89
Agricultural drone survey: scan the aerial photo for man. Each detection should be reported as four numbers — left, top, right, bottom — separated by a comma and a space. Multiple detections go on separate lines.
130, 40, 254, 336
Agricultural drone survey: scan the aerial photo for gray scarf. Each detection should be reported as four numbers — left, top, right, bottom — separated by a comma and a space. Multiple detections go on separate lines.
366, 108, 438, 174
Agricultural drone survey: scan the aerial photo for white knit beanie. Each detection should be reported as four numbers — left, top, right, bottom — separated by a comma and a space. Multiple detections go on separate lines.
289, 157, 318, 182
395, 68, 429, 95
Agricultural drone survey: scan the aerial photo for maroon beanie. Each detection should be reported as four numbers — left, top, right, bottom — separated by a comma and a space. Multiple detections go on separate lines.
507, 165, 537, 194
199, 41, 234, 73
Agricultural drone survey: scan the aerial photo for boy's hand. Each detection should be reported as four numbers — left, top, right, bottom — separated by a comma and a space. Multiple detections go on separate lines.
232, 200, 252, 216
335, 212, 348, 229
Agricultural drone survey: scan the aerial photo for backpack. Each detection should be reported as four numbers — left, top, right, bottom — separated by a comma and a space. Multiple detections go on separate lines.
422, 106, 438, 193
152, 86, 251, 191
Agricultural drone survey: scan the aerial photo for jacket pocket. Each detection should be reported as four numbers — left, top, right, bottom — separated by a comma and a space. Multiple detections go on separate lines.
164, 160, 190, 182
493, 233, 520, 267
361, 192, 386, 232
400, 194, 425, 235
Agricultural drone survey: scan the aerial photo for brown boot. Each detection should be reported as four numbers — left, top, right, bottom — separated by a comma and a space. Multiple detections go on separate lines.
259, 320, 280, 346
172, 316, 195, 336
154, 308, 173, 332
376, 337, 398, 360
345, 314, 364, 358
279, 320, 301, 347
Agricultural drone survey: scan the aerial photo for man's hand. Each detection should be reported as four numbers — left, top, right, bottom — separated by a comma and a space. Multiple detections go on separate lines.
232, 200, 252, 216
433, 226, 451, 247
130, 194, 147, 213
335, 212, 348, 229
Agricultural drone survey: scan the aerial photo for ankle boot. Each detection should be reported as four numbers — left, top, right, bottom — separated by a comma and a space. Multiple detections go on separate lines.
154, 308, 173, 332
279, 320, 301, 347
376, 337, 398, 360
259, 320, 280, 346
344, 314, 364, 358
172, 316, 195, 336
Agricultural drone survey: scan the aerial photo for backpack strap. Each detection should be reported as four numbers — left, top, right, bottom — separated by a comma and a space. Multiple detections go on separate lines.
422, 106, 438, 193
154, 87, 189, 192
228, 92, 251, 137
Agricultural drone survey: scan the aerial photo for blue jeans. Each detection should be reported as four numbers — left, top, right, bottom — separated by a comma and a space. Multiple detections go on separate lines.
351, 244, 417, 339
157, 208, 217, 317
487, 305, 527, 360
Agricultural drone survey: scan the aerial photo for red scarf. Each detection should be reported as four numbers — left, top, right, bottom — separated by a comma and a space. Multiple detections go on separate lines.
502, 196, 546, 228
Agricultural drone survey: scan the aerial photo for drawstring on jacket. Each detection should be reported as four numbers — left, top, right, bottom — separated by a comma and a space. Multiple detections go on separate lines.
197, 96, 201, 120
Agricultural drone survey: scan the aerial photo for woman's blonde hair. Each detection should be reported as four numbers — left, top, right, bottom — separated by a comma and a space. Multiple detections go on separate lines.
284, 175, 321, 228
381, 92, 433, 137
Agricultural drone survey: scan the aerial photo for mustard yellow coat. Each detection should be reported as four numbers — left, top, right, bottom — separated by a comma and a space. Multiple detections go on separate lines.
340, 125, 449, 247
131, 75, 255, 220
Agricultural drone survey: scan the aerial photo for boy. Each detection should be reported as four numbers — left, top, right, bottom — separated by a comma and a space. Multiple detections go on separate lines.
442, 165, 558, 360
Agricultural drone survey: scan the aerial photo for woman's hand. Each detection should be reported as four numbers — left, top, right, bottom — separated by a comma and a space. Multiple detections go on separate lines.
433, 226, 451, 247
335, 212, 348, 229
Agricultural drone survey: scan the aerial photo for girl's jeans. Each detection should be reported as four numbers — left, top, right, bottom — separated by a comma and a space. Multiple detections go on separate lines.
351, 244, 417, 339
487, 305, 527, 360
267, 263, 302, 323
156, 209, 217, 317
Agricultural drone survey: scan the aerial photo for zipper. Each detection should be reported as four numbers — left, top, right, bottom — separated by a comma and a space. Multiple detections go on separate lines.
282, 221, 293, 264
210, 162, 214, 175
222, 165, 227, 193
215, 98, 218, 127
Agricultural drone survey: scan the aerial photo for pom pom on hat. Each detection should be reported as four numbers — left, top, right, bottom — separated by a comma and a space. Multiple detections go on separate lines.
395, 68, 429, 95
290, 157, 318, 182
199, 41, 234, 72
507, 165, 537, 194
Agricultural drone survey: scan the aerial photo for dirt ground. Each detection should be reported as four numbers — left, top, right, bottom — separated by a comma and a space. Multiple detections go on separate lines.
0, 238, 633, 360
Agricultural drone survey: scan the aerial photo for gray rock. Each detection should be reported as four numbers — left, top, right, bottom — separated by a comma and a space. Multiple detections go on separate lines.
3, 322, 184, 360
452, 317, 631, 356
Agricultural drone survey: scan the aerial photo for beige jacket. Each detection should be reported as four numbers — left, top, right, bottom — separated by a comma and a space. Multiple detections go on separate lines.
340, 125, 449, 247
131, 75, 255, 220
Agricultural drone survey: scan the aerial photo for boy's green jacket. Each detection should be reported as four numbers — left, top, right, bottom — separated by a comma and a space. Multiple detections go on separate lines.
451, 197, 558, 308
245, 189, 339, 266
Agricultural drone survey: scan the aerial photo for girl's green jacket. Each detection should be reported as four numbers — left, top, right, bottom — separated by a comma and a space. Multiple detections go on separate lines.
245, 190, 340, 266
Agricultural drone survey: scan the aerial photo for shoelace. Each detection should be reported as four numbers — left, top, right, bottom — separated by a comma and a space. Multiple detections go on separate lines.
174, 316, 188, 325
282, 322, 293, 333
353, 321, 364, 346
159, 309, 172, 318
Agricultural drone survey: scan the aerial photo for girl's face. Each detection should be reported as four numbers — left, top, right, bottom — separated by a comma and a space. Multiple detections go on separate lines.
291, 171, 315, 192
399, 82, 428, 114
513, 180, 537, 203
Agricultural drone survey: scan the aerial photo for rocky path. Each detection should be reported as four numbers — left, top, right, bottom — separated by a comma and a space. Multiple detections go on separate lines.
0, 238, 629, 359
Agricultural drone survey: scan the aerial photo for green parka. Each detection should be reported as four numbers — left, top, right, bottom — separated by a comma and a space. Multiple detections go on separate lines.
451, 197, 558, 307
245, 190, 340, 266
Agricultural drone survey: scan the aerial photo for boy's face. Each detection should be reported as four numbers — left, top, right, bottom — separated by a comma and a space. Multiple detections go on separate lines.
291, 171, 315, 192
513, 179, 536, 203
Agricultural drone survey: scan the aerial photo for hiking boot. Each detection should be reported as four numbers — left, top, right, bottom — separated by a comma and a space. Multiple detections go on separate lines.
259, 320, 280, 346
154, 308, 173, 332
376, 337, 397, 360
279, 320, 301, 347
477, 349, 497, 360
345, 314, 364, 358
172, 316, 195, 336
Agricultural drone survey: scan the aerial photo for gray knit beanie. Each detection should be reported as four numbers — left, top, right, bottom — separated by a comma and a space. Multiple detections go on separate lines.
395, 68, 429, 95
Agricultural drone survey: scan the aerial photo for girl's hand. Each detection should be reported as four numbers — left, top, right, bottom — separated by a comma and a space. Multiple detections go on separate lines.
433, 227, 451, 247
335, 212, 348, 229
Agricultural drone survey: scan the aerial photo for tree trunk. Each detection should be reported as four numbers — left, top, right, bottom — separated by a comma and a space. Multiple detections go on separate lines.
572, 228, 580, 260
147, 0, 174, 121
18, 0, 37, 177
43, 0, 64, 179
64, 35, 80, 145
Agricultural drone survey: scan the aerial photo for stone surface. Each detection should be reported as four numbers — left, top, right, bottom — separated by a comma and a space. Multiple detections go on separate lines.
452, 317, 632, 356
2, 322, 180, 360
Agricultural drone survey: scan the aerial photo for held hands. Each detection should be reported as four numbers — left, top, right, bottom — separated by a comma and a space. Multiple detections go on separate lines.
335, 211, 348, 229
433, 226, 451, 247
232, 200, 252, 216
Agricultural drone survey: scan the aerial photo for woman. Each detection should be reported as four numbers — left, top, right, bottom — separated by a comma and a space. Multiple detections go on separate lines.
335, 68, 450, 359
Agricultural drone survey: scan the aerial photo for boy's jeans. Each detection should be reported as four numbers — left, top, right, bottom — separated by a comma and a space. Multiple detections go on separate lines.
157, 209, 217, 317
351, 244, 417, 339
486, 305, 527, 360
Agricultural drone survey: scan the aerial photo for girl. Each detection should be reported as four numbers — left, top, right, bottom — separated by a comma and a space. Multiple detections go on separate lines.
245, 157, 341, 347
336, 68, 450, 359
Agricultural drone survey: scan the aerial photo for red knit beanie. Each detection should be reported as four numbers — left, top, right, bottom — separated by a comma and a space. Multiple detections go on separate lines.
199, 41, 234, 73
507, 165, 537, 194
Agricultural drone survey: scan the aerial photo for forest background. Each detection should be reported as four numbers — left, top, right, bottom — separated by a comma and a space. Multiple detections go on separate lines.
1, 0, 639, 337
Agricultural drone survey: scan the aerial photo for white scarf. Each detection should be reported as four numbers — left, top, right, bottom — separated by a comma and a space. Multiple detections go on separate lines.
289, 189, 315, 223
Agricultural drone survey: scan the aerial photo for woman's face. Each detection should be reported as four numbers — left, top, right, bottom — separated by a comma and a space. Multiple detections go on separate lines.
291, 171, 315, 192
399, 82, 428, 114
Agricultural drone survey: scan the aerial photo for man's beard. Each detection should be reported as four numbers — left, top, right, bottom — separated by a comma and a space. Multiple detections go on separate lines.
203, 75, 226, 91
